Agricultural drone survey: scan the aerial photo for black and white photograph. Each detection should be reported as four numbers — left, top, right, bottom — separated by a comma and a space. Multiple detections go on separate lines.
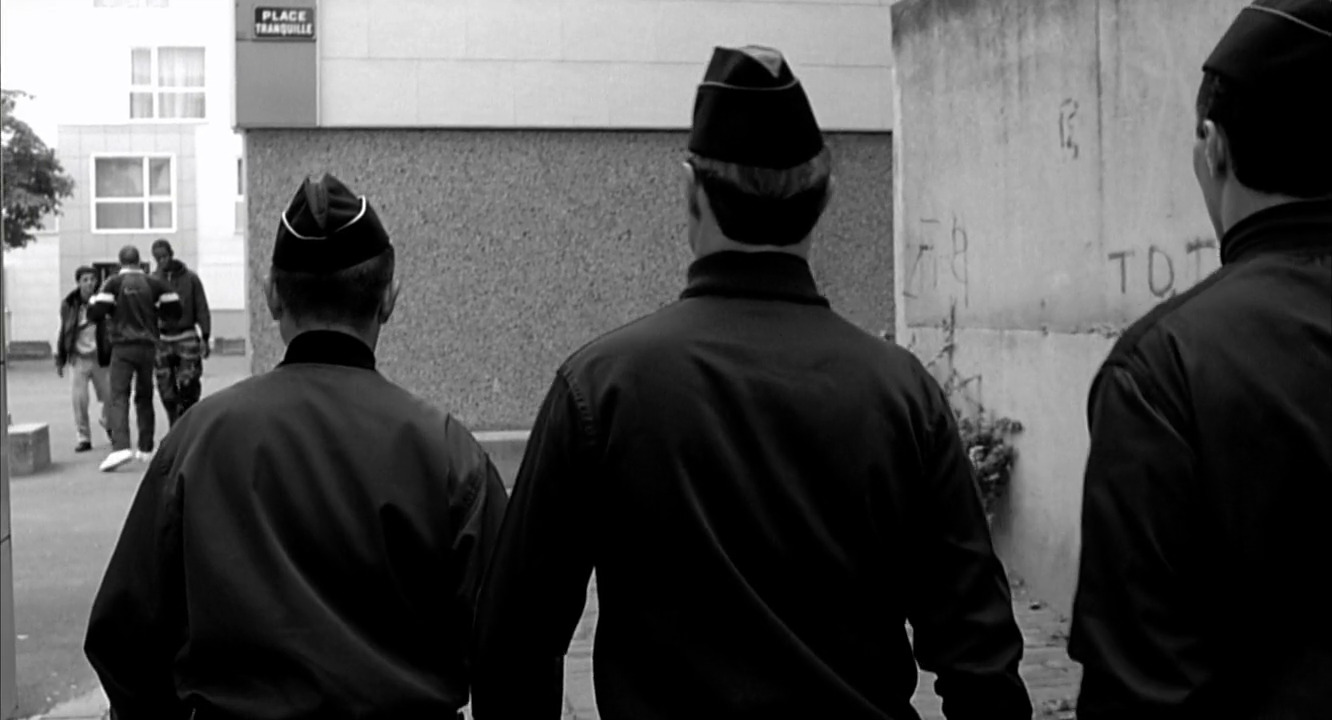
1, 1, 1328, 718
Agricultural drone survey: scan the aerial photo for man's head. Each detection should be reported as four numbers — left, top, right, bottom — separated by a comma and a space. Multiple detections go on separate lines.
266, 174, 398, 346
684, 45, 833, 258
75, 266, 97, 299
151, 239, 174, 269
118, 245, 140, 267
1195, 0, 1332, 236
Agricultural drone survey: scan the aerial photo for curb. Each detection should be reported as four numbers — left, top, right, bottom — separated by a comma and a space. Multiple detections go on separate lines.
27, 686, 107, 720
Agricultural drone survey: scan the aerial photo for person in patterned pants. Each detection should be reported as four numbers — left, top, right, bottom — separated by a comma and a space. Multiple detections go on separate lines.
151, 239, 211, 426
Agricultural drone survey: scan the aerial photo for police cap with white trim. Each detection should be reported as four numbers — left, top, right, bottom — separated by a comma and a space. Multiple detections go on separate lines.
272, 173, 391, 274
688, 45, 825, 170
1204, 0, 1331, 92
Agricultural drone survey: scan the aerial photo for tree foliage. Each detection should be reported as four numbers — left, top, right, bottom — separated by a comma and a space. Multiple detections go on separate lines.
2, 89, 74, 249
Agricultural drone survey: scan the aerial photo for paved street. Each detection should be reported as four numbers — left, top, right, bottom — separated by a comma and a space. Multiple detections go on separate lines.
7, 354, 1079, 720
5, 355, 250, 718
548, 576, 1080, 720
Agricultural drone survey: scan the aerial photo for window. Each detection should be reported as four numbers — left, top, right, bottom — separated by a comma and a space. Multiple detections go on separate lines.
92, 155, 175, 232
130, 47, 205, 119
95, 0, 169, 8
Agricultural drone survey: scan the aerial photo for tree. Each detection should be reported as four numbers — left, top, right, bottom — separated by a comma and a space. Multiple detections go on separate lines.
2, 89, 74, 249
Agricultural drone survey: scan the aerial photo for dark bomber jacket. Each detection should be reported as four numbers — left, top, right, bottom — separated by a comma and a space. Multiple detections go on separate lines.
473, 251, 1031, 720
1071, 198, 1332, 719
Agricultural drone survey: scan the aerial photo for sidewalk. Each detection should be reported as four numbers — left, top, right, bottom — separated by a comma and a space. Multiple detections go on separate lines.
30, 577, 1078, 720
557, 576, 1080, 720
23, 687, 107, 720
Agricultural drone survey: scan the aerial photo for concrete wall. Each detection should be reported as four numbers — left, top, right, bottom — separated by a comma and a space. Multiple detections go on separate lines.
1, 271, 14, 718
317, 0, 894, 131
247, 129, 893, 429
3, 235, 61, 345
57, 124, 200, 275
891, 0, 1244, 612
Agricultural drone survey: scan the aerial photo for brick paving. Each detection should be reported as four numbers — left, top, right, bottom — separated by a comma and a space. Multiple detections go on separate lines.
534, 575, 1080, 720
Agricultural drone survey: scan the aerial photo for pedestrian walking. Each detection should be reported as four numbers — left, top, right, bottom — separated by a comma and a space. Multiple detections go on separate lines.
87, 245, 180, 472
150, 239, 211, 426
55, 265, 111, 452
472, 45, 1031, 720
85, 174, 508, 720
1070, 2, 1332, 717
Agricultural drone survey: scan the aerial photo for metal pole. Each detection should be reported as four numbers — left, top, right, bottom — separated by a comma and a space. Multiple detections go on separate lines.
1, 224, 19, 718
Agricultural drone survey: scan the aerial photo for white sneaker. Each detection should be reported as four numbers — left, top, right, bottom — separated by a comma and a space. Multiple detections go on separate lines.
99, 449, 134, 472
134, 450, 154, 463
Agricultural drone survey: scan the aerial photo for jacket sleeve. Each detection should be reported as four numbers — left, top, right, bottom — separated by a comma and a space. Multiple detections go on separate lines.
1069, 363, 1208, 719
472, 371, 596, 720
151, 277, 183, 323
448, 450, 508, 673
86, 277, 118, 322
192, 273, 211, 340
904, 378, 1031, 720
55, 303, 69, 367
85, 442, 188, 720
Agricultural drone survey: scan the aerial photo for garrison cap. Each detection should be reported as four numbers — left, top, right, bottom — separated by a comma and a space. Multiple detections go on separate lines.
1203, 0, 1331, 92
272, 174, 391, 273
688, 45, 825, 170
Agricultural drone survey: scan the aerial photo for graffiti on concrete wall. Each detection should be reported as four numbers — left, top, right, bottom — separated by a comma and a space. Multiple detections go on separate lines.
904, 213, 971, 307
1058, 98, 1080, 160
1106, 237, 1219, 299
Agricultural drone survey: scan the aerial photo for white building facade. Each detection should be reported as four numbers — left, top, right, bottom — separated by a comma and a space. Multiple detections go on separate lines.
2, 0, 247, 353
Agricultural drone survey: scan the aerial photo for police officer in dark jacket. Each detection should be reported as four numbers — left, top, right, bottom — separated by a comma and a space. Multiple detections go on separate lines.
1070, 2, 1332, 718
86, 174, 509, 720
473, 46, 1030, 720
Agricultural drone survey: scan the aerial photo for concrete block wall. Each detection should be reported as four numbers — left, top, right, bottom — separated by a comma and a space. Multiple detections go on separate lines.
247, 129, 893, 430
891, 0, 1245, 611
56, 124, 200, 282
3, 237, 61, 346
318, 0, 894, 131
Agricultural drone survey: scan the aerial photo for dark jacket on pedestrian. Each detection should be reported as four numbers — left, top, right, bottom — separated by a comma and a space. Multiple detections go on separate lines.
154, 258, 211, 341
56, 288, 111, 368
1070, 198, 1332, 719
88, 268, 181, 346
85, 330, 509, 720
473, 252, 1031, 720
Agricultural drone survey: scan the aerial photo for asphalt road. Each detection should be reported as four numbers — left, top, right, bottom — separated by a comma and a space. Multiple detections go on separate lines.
5, 355, 250, 718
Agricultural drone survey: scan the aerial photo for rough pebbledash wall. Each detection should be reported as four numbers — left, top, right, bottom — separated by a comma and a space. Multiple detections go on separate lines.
246, 129, 893, 430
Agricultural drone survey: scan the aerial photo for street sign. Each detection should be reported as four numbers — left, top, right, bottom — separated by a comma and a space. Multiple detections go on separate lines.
254, 6, 315, 40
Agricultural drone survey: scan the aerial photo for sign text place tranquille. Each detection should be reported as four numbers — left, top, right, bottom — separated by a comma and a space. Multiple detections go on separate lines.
254, 6, 315, 39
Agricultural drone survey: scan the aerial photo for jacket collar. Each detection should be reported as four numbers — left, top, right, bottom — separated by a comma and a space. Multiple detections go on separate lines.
158, 258, 187, 276
1221, 197, 1332, 265
680, 251, 830, 307
279, 330, 377, 371
65, 288, 91, 306
119, 267, 144, 275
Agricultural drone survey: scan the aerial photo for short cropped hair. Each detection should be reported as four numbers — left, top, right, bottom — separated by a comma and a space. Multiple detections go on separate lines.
118, 246, 140, 265
151, 239, 173, 256
688, 147, 833, 246
75, 266, 96, 282
1196, 71, 1332, 198
271, 247, 395, 326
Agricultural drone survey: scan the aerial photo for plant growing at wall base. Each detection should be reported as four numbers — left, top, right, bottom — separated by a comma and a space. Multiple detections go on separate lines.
2, 89, 74, 250
900, 303, 1024, 520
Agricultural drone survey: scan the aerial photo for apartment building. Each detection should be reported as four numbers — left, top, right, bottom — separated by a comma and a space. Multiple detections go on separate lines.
2, 0, 246, 355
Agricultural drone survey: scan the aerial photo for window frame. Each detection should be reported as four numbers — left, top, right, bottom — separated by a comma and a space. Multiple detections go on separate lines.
129, 46, 206, 122
95, 0, 169, 7
89, 152, 178, 235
